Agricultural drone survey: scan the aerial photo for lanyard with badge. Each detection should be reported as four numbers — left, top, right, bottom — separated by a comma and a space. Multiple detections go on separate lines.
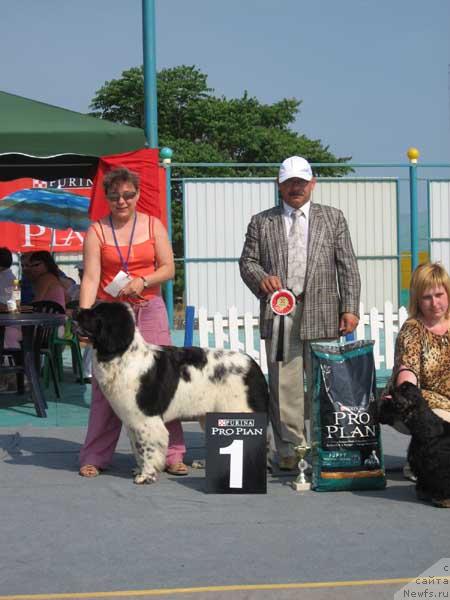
103, 213, 137, 297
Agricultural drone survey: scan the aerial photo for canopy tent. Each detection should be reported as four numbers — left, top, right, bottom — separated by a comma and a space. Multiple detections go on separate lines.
0, 92, 167, 254
0, 91, 146, 181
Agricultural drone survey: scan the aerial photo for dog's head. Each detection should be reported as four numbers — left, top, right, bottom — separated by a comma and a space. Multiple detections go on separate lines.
75, 302, 136, 361
378, 381, 444, 439
378, 382, 422, 429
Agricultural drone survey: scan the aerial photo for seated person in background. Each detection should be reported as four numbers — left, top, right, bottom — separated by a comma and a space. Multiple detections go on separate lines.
59, 272, 79, 304
69, 262, 85, 303
0, 247, 20, 352
27, 251, 66, 309
0, 247, 16, 304
19, 252, 35, 305
384, 262, 450, 478
387, 262, 450, 412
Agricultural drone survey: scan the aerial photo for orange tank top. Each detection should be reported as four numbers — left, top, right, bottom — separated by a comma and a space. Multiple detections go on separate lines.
94, 215, 160, 303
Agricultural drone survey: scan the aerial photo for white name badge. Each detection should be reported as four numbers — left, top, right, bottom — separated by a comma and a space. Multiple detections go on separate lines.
103, 270, 133, 297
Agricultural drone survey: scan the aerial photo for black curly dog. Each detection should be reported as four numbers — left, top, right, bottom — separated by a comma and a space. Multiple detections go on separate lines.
378, 381, 450, 508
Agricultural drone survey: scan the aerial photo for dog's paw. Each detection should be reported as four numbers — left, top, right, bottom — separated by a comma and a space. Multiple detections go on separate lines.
133, 472, 158, 484
432, 497, 450, 508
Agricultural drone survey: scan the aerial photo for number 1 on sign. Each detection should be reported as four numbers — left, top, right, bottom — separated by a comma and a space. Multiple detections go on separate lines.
220, 439, 243, 488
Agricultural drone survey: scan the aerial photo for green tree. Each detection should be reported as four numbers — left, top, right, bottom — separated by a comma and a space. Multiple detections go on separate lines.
90, 65, 351, 300
91, 64, 350, 173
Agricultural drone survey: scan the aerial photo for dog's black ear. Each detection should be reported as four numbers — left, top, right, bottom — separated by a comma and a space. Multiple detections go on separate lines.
394, 382, 445, 440
93, 303, 135, 360
92, 315, 104, 336
94, 315, 117, 353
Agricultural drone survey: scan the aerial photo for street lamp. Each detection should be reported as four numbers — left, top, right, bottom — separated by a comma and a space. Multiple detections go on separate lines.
407, 147, 420, 271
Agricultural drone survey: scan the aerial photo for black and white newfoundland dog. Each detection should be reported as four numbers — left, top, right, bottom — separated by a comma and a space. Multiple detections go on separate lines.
76, 302, 269, 484
378, 381, 450, 508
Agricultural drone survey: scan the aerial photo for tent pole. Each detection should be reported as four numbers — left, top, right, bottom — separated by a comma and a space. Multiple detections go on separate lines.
142, 0, 158, 148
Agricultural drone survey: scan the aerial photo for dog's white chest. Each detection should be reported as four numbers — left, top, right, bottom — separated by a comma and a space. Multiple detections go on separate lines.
93, 345, 150, 421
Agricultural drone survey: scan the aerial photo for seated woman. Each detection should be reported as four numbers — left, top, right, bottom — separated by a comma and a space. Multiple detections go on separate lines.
388, 262, 450, 410
0, 247, 20, 356
384, 262, 450, 477
0, 247, 15, 303
27, 251, 66, 309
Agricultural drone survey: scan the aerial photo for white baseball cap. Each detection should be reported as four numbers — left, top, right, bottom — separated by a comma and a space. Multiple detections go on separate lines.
278, 156, 313, 183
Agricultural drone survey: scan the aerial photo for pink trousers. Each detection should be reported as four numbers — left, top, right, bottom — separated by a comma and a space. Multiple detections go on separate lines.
79, 296, 186, 468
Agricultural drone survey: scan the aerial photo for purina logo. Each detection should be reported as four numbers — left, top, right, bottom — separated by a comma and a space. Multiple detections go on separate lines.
217, 418, 255, 427
32, 178, 93, 189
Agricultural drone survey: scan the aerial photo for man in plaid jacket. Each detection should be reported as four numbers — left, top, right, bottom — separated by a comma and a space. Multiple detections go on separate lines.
239, 156, 361, 471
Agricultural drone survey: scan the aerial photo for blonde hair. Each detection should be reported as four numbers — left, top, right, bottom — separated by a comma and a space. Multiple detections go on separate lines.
408, 262, 450, 319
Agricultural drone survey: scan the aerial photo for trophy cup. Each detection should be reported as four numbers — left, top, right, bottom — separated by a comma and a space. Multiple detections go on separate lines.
291, 444, 311, 491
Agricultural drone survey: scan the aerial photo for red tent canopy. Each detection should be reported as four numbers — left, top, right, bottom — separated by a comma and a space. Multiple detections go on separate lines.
89, 148, 167, 226
0, 148, 167, 253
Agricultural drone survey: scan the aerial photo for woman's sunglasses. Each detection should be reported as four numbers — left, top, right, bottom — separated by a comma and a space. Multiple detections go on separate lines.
107, 191, 137, 202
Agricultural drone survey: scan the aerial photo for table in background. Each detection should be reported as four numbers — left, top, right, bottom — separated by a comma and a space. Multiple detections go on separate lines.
0, 311, 66, 417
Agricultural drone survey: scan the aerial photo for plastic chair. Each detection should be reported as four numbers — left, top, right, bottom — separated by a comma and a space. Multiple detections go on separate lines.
50, 299, 84, 383
0, 349, 25, 395
52, 318, 84, 383
31, 300, 66, 398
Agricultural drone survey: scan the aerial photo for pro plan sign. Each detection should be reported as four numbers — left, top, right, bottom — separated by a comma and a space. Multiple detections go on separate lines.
205, 413, 267, 494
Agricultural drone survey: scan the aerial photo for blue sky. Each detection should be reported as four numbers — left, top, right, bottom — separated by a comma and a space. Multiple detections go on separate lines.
2, 0, 450, 166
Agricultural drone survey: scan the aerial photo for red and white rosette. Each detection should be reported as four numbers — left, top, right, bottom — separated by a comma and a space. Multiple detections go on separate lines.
269, 289, 299, 362
270, 289, 296, 316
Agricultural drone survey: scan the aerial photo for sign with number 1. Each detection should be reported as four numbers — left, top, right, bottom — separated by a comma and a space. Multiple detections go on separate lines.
205, 413, 267, 494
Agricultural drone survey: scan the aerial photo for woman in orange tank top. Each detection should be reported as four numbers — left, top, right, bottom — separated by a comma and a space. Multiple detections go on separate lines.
78, 167, 186, 478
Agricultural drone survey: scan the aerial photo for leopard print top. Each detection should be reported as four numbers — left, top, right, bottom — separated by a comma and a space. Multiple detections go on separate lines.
389, 318, 450, 411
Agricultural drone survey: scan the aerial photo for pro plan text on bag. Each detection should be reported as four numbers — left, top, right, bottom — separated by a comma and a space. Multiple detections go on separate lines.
310, 340, 386, 491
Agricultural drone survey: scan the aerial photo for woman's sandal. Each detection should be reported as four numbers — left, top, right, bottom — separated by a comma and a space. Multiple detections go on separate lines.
165, 462, 188, 476
79, 464, 102, 478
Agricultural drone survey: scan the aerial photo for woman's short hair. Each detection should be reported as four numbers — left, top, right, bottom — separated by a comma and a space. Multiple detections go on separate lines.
103, 167, 140, 195
408, 262, 450, 319
29, 251, 60, 278
0, 247, 12, 270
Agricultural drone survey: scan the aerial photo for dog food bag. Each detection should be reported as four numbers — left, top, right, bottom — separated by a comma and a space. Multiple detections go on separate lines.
310, 340, 386, 492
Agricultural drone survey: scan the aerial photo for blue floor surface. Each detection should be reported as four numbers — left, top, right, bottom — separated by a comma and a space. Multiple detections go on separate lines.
0, 329, 390, 429
0, 329, 192, 428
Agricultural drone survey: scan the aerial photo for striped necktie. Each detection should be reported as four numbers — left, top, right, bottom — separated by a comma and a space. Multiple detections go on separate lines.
287, 208, 307, 296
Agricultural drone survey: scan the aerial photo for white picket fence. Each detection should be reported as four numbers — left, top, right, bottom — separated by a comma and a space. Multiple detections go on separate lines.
198, 302, 408, 375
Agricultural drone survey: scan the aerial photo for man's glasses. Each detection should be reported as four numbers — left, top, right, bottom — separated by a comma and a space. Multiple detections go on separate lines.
106, 191, 137, 202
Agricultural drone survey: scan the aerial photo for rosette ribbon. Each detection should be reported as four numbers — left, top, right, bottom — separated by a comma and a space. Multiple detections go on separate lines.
269, 289, 302, 362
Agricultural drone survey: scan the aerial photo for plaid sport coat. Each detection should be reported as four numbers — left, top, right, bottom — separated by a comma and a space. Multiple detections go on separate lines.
239, 203, 361, 340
